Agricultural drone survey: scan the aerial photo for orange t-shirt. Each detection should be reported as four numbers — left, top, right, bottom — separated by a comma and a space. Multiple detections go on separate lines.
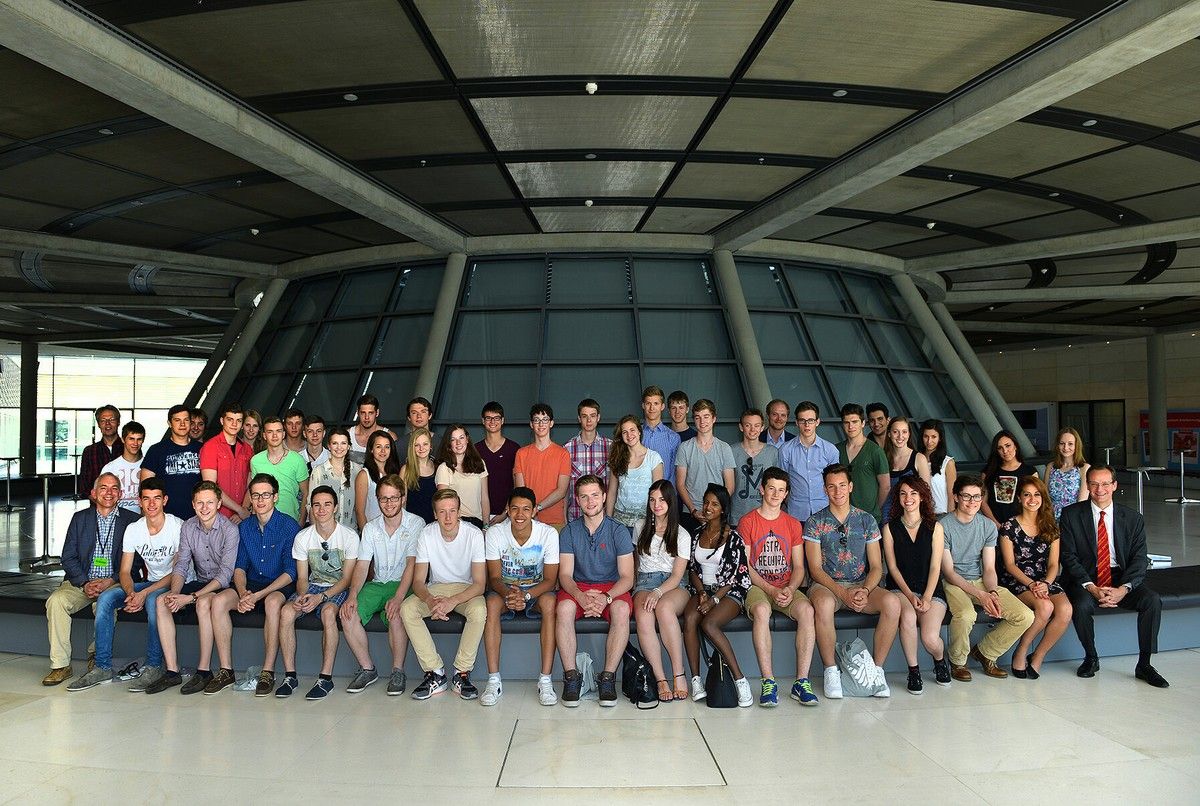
513, 443, 571, 525
738, 508, 804, 588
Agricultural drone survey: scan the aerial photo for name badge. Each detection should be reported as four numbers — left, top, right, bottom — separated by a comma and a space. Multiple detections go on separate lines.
92, 557, 109, 569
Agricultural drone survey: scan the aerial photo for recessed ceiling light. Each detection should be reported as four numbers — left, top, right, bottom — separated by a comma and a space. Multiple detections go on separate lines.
988, 305, 996, 311
987, 338, 993, 343
1048, 192, 1060, 198
585, 82, 598, 95
926, 221, 936, 229
584, 199, 593, 207
1032, 347, 1037, 351
342, 93, 358, 102
249, 228, 260, 236
585, 153, 597, 160
946, 173, 954, 180
998, 350, 1003, 354
97, 128, 114, 136
1138, 305, 1145, 310
1068, 344, 1072, 348
235, 179, 242, 186
832, 89, 848, 97
757, 157, 765, 164
1082, 119, 1098, 127
1040, 267, 1049, 274
419, 159, 427, 167
1105, 340, 1110, 344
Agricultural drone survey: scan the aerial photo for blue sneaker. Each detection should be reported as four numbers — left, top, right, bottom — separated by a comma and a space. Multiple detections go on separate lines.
790, 677, 819, 706
759, 677, 778, 707
305, 678, 334, 700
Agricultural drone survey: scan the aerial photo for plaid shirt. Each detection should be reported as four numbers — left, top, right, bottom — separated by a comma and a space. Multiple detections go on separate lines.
79, 438, 122, 496
565, 433, 611, 522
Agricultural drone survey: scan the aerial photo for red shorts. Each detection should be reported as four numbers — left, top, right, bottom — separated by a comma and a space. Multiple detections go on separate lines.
557, 582, 632, 622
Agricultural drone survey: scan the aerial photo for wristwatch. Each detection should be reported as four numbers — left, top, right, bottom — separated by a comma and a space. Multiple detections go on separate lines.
524, 591, 532, 603
712, 595, 722, 605
605, 593, 613, 605
320, 592, 331, 603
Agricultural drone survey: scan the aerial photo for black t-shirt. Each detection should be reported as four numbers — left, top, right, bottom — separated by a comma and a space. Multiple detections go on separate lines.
141, 438, 202, 519
987, 462, 1036, 524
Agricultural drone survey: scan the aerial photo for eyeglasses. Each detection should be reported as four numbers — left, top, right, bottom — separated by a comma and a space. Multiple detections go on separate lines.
97, 417, 119, 424
249, 492, 275, 501
531, 417, 552, 425
482, 415, 503, 423
378, 495, 402, 504
796, 418, 818, 425
958, 493, 983, 502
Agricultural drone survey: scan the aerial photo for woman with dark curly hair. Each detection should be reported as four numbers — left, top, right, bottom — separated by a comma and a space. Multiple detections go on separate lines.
883, 476, 949, 695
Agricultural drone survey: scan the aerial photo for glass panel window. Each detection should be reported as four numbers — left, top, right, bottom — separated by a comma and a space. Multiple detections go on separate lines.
873, 322, 927, 367
544, 311, 636, 360
358, 368, 418, 415
806, 315, 881, 364
753, 313, 816, 362
945, 421, 986, 462
281, 276, 337, 324
548, 258, 631, 304
892, 370, 953, 420
783, 266, 852, 313
643, 365, 746, 419
764, 365, 834, 419
824, 366, 901, 412
390, 265, 443, 311
451, 311, 541, 362
640, 311, 732, 360
736, 261, 793, 308
259, 327, 315, 373
541, 365, 640, 421
370, 314, 433, 365
242, 373, 293, 418
462, 259, 545, 308
438, 366, 539, 423
633, 258, 717, 305
290, 371, 357, 417
306, 321, 374, 369
330, 269, 395, 318
841, 273, 899, 318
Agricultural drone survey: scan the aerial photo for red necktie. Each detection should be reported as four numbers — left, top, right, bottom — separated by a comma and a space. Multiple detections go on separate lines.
1096, 511, 1112, 587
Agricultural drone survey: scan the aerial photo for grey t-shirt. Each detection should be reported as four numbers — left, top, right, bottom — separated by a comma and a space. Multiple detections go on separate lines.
675, 437, 736, 509
940, 512, 998, 580
729, 444, 779, 526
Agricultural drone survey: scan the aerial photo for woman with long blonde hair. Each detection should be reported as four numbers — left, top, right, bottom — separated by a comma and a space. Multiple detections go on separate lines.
1043, 426, 1090, 520
399, 427, 437, 523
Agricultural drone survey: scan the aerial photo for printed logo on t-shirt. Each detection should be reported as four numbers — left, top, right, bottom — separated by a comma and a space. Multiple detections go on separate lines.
994, 475, 1018, 505
499, 543, 545, 586
736, 457, 767, 503
165, 452, 200, 476
132, 540, 175, 566
752, 530, 791, 588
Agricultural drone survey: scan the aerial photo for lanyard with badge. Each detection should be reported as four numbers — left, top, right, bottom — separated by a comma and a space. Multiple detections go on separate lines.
92, 514, 116, 571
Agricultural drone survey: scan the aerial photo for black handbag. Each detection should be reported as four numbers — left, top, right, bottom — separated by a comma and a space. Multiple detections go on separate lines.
701, 633, 738, 708
621, 643, 659, 710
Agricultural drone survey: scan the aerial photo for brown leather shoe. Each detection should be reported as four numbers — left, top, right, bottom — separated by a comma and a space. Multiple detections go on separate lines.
42, 666, 72, 686
950, 664, 973, 682
969, 645, 1008, 678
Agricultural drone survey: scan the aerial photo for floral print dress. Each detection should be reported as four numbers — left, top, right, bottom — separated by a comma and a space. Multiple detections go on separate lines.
1047, 465, 1081, 520
998, 518, 1064, 596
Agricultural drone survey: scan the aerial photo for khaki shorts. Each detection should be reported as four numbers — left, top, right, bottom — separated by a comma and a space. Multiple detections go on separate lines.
746, 584, 809, 620
808, 580, 862, 612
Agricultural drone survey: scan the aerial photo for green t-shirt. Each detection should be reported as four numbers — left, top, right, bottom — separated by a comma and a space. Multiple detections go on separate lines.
250, 450, 310, 521
837, 439, 888, 523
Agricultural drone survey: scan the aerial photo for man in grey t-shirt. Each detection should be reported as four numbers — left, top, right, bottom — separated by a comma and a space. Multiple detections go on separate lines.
730, 408, 779, 526
675, 399, 735, 533
940, 475, 1032, 682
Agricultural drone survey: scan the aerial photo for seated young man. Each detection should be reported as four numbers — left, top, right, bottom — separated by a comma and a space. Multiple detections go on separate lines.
555, 474, 635, 707
400, 489, 487, 701
940, 474, 1033, 681
740, 467, 817, 707
340, 473, 425, 695
272, 486, 358, 700
68, 477, 182, 692
481, 486, 560, 707
151, 480, 239, 695
804, 463, 900, 699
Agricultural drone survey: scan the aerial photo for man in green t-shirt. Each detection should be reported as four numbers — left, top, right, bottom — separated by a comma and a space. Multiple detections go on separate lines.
250, 417, 310, 524
835, 403, 889, 523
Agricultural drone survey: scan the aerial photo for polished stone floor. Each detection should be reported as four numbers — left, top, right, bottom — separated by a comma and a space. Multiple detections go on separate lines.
0, 649, 1197, 804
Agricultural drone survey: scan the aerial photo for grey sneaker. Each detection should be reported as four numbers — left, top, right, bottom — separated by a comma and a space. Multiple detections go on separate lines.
180, 672, 211, 696
127, 666, 164, 693
346, 667, 379, 694
67, 666, 113, 692
386, 669, 407, 696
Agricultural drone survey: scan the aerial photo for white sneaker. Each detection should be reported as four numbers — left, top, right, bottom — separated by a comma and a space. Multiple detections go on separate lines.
537, 676, 558, 706
734, 677, 753, 708
480, 677, 502, 706
691, 675, 707, 701
872, 666, 891, 698
823, 666, 843, 699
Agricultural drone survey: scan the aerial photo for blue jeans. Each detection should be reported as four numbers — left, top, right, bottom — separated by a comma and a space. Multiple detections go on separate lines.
94, 582, 164, 670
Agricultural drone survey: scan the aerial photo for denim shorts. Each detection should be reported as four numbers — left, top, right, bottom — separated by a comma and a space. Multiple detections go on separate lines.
491, 584, 544, 621
634, 570, 684, 595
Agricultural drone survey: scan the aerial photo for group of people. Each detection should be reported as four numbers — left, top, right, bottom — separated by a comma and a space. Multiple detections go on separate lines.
42, 387, 1168, 708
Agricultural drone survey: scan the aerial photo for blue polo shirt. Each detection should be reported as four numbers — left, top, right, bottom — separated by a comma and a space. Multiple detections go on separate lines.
642, 422, 681, 481
559, 515, 633, 584
236, 509, 300, 587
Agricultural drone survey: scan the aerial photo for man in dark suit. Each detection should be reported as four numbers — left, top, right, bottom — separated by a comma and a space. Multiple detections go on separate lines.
1059, 465, 1167, 687
42, 472, 140, 685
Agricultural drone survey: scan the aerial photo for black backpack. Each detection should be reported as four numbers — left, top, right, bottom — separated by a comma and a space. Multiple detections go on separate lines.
621, 643, 659, 710
701, 633, 739, 708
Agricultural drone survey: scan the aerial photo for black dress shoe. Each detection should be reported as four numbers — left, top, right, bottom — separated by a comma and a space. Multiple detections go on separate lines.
1135, 664, 1169, 688
1026, 655, 1040, 680
1076, 657, 1100, 678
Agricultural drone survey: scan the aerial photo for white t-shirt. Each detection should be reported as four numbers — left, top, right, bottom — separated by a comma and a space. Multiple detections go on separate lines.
292, 523, 360, 588
415, 521, 485, 585
123, 514, 185, 582
102, 456, 143, 513
359, 510, 425, 583
484, 520, 559, 586
632, 518, 689, 574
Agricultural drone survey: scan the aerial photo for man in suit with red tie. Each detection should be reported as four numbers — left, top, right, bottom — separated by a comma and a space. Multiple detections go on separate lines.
1059, 465, 1167, 687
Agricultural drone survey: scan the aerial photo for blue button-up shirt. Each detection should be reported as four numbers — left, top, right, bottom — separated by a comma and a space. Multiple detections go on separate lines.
760, 429, 795, 450
642, 422, 681, 480
235, 509, 300, 587
778, 435, 840, 522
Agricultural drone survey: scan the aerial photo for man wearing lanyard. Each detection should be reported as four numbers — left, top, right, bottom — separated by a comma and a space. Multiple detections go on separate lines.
42, 472, 139, 686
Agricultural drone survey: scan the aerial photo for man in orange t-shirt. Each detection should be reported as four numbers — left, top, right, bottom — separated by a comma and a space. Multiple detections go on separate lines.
513, 404, 571, 530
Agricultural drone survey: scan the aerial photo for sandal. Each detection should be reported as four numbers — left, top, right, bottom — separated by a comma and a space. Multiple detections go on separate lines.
656, 679, 673, 703
672, 673, 689, 701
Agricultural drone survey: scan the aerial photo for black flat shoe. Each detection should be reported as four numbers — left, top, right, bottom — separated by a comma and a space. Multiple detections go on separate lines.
1011, 665, 1028, 679
1076, 657, 1100, 678
1135, 664, 1169, 688
1026, 655, 1040, 680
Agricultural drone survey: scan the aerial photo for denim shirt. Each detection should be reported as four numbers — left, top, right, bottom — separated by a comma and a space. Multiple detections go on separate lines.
235, 509, 300, 586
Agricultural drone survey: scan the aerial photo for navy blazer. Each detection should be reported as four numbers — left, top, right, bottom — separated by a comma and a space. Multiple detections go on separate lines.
1058, 500, 1150, 592
61, 506, 140, 587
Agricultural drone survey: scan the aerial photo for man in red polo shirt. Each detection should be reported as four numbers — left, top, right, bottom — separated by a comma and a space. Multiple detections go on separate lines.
199, 403, 253, 523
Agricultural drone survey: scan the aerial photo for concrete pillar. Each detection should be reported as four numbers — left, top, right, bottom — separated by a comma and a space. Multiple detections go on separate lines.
184, 305, 255, 409
893, 276, 1006, 445
712, 249, 772, 409
1147, 333, 1167, 467
200, 278, 289, 412
414, 252, 467, 402
19, 340, 37, 477
929, 300, 1037, 459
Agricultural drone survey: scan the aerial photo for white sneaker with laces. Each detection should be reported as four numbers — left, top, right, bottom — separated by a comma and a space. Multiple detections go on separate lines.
691, 675, 707, 701
823, 666, 843, 699
872, 666, 891, 698
734, 677, 753, 708
537, 676, 557, 706
480, 677, 502, 706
